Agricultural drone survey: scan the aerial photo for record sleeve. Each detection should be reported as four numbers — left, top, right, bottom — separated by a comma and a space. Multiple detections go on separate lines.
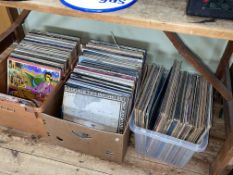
8, 57, 61, 104
63, 85, 129, 133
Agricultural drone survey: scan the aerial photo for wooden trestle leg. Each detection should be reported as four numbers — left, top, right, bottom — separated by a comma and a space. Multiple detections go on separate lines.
0, 9, 30, 54
210, 68, 233, 175
164, 31, 233, 101
216, 41, 233, 80
164, 31, 233, 175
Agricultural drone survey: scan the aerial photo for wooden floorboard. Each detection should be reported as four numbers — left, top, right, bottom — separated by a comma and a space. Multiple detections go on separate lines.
0, 148, 108, 175
0, 102, 224, 175
0, 128, 223, 175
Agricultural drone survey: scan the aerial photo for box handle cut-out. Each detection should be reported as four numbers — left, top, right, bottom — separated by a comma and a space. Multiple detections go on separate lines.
72, 130, 92, 139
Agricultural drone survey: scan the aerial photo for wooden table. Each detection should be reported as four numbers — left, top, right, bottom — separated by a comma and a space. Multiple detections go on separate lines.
0, 0, 233, 40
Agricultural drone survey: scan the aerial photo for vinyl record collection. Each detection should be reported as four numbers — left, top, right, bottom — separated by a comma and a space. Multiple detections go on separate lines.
7, 30, 80, 106
1, 29, 214, 166
134, 60, 213, 143
62, 40, 146, 133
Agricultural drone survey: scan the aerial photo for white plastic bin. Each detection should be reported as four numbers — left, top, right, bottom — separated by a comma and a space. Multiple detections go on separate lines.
129, 114, 209, 167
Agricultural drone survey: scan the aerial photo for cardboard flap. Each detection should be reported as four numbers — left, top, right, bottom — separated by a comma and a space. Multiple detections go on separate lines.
0, 100, 46, 136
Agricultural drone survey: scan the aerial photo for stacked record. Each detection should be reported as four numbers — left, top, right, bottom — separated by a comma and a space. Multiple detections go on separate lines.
7, 30, 80, 106
134, 60, 212, 143
62, 40, 146, 133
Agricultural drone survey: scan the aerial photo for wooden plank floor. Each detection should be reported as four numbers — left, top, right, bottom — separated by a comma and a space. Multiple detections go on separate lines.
0, 103, 225, 175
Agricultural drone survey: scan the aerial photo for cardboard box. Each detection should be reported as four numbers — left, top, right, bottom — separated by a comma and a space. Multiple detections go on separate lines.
0, 46, 130, 162
0, 46, 66, 137
40, 86, 130, 163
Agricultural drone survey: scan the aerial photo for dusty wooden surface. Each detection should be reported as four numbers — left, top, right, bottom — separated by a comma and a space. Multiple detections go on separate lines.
0, 130, 218, 175
0, 0, 233, 41
0, 103, 225, 175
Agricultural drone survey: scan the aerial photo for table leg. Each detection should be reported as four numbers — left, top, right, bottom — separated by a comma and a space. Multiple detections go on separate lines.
0, 9, 30, 53
216, 41, 233, 80
164, 31, 232, 101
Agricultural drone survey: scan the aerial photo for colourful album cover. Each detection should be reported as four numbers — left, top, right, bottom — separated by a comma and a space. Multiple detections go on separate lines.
7, 57, 61, 104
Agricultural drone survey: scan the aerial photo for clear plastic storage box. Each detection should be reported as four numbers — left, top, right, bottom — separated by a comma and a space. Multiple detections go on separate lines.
129, 114, 209, 167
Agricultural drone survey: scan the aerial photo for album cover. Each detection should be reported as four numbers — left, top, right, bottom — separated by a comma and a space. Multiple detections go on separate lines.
134, 65, 164, 128
7, 57, 61, 104
63, 85, 129, 133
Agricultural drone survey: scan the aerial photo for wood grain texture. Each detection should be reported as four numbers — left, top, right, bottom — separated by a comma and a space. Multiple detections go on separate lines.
0, 7, 25, 41
0, 97, 225, 175
210, 69, 233, 175
0, 8, 28, 54
216, 41, 233, 79
0, 128, 216, 175
0, 148, 106, 175
0, 7, 12, 34
0, 0, 233, 40
210, 132, 233, 175
210, 103, 225, 140
0, 110, 225, 175
0, 10, 30, 43
223, 68, 233, 136
0, 7, 14, 53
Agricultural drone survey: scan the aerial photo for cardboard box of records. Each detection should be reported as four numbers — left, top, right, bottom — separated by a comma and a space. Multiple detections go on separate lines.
0, 31, 146, 162
40, 40, 146, 162
0, 30, 80, 136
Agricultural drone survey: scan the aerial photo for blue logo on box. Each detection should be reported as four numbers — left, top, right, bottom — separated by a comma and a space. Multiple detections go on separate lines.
60, 0, 137, 13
